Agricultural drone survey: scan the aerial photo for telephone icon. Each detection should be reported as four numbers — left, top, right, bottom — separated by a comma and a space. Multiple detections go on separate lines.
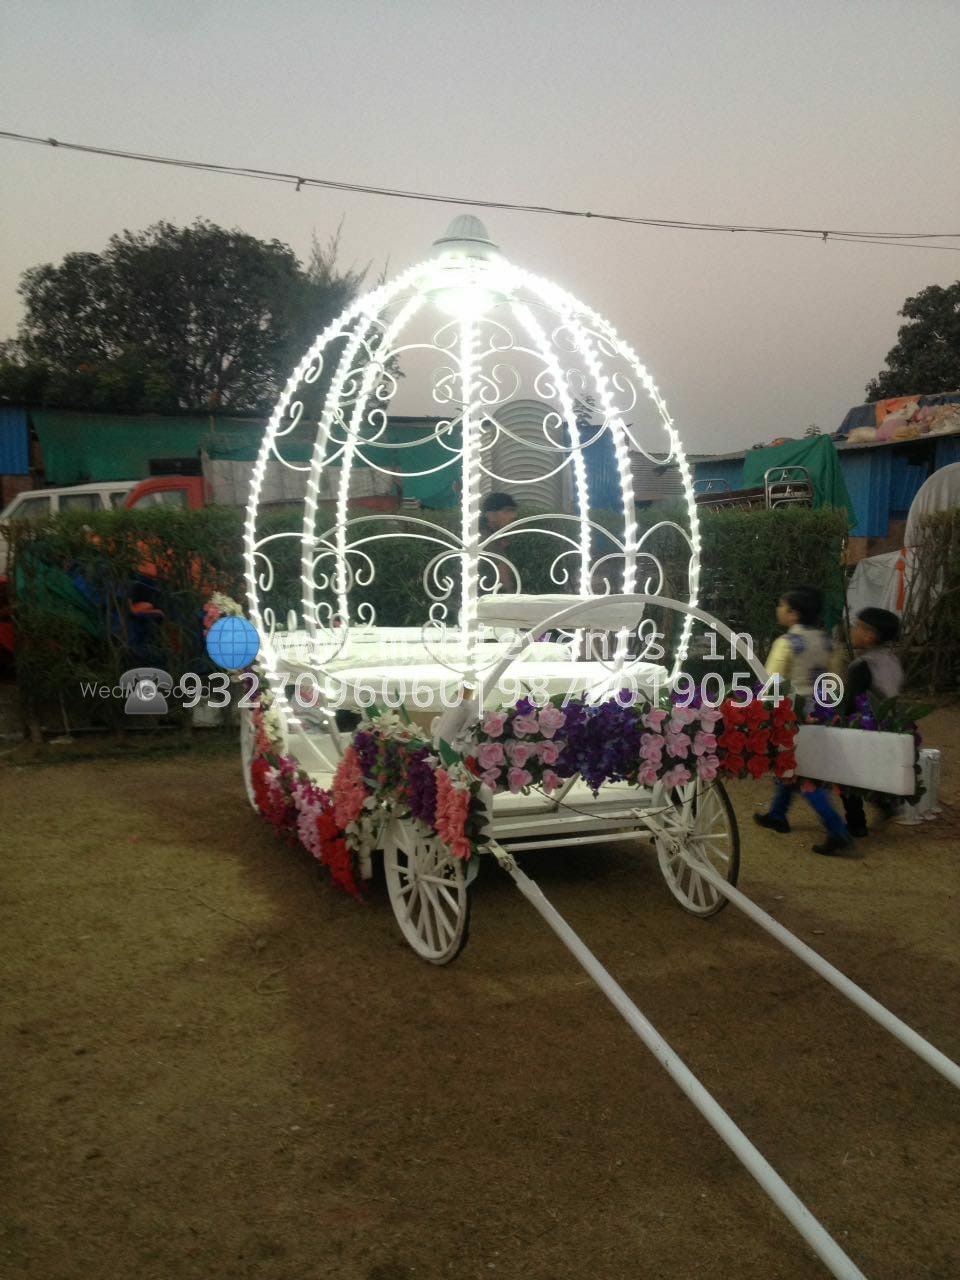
119, 667, 173, 716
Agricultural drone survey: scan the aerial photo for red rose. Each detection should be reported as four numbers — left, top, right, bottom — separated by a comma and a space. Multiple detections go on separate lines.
771, 725, 796, 748
464, 756, 482, 777
720, 701, 747, 728
722, 754, 746, 776
746, 754, 769, 779
745, 729, 771, 755
744, 699, 770, 729
773, 701, 797, 726
774, 751, 797, 778
718, 728, 747, 753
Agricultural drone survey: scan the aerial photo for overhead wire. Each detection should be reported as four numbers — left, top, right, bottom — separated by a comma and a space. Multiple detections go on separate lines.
3, 129, 960, 253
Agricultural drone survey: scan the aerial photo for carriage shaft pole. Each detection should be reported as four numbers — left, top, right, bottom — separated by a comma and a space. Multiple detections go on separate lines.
682, 853, 960, 1091
494, 850, 868, 1280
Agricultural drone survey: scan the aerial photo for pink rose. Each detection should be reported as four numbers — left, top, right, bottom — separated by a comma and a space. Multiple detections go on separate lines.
537, 705, 567, 738
542, 769, 563, 793
507, 766, 533, 794
481, 768, 502, 790
697, 707, 723, 727
481, 711, 508, 738
692, 731, 717, 756
637, 763, 661, 787
512, 712, 540, 738
665, 731, 691, 759
696, 755, 719, 781
477, 741, 505, 769
642, 708, 669, 730
506, 739, 536, 767
662, 764, 692, 788
640, 732, 664, 764
670, 707, 697, 727
537, 739, 561, 765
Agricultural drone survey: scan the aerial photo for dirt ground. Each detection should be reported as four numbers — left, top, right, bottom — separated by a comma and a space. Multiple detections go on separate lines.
2, 710, 959, 1280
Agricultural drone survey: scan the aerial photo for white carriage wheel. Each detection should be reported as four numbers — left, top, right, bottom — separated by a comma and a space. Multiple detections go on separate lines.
240, 705, 259, 811
655, 779, 740, 917
382, 817, 471, 964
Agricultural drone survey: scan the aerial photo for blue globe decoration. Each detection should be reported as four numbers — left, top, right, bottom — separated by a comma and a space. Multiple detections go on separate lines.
206, 616, 260, 670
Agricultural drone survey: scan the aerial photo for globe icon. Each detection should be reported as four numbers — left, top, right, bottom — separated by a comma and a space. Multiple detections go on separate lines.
206, 616, 261, 670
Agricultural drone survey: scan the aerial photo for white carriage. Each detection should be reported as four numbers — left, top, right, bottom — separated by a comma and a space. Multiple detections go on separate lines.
240, 218, 957, 1280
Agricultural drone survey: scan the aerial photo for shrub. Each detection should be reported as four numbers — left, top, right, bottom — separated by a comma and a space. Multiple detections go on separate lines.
4, 501, 850, 731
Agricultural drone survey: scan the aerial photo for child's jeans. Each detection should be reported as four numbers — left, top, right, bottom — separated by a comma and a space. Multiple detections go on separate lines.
770, 781, 849, 839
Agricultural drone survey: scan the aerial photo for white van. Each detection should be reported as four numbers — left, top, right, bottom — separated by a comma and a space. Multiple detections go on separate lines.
1, 481, 136, 522
0, 481, 137, 573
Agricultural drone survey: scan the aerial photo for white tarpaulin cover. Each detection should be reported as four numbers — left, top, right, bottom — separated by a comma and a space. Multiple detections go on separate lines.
202, 457, 394, 506
846, 461, 960, 616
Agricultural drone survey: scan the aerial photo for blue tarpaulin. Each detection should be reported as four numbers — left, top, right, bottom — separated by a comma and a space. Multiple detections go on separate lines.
0, 408, 29, 475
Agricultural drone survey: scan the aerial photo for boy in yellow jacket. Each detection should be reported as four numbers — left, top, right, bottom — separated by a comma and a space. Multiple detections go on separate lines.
755, 586, 852, 855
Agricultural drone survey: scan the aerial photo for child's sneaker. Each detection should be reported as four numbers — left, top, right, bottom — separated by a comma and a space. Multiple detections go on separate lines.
754, 812, 790, 835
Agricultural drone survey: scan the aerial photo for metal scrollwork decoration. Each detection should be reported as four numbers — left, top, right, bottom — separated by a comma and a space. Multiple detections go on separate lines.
244, 214, 700, 724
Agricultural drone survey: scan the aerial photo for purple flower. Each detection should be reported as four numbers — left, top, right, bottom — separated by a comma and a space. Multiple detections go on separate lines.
406, 747, 438, 826
354, 730, 379, 777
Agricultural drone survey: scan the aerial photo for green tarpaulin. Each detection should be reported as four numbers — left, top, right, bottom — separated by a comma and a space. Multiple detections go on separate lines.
742, 435, 856, 525
34, 410, 461, 508
32, 411, 259, 485
204, 419, 461, 508
742, 435, 852, 630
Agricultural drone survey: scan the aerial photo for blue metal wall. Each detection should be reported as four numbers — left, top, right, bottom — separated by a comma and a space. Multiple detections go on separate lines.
582, 429, 621, 510
935, 437, 960, 469
0, 408, 29, 475
836, 451, 890, 536
696, 439, 959, 537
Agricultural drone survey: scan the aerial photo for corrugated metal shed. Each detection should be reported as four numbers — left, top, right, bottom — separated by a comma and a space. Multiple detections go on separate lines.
630, 451, 684, 504
695, 434, 960, 536
692, 456, 745, 490
483, 399, 565, 510
0, 407, 30, 475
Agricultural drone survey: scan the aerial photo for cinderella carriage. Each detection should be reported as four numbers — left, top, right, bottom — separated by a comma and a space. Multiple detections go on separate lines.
240, 216, 957, 1280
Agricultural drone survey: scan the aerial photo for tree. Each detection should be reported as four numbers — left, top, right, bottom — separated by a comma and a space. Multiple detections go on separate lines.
0, 219, 366, 413
865, 280, 960, 401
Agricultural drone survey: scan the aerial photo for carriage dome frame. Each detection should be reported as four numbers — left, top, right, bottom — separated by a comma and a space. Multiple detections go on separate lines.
244, 215, 701, 724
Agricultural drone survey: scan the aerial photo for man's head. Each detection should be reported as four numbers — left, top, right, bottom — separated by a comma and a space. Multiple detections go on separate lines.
482, 491, 518, 532
776, 586, 823, 629
851, 607, 899, 650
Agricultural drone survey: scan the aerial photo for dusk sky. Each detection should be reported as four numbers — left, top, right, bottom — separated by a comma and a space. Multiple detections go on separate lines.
2, 0, 959, 451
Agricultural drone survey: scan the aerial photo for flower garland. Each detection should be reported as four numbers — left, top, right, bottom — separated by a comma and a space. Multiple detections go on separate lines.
466, 692, 798, 796
249, 734, 365, 899
245, 691, 802, 894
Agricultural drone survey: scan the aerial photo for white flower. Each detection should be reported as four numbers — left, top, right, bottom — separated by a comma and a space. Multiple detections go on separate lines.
262, 704, 285, 747
209, 592, 244, 617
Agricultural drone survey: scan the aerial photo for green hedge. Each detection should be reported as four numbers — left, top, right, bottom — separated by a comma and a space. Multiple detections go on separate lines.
900, 509, 960, 691
4, 503, 849, 732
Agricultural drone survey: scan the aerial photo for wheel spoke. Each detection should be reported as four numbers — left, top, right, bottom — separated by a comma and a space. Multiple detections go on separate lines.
422, 882, 455, 943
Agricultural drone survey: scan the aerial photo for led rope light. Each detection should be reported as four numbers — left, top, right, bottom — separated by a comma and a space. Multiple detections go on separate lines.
510, 297, 591, 595
458, 308, 482, 673
328, 291, 426, 630
246, 217, 702, 740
